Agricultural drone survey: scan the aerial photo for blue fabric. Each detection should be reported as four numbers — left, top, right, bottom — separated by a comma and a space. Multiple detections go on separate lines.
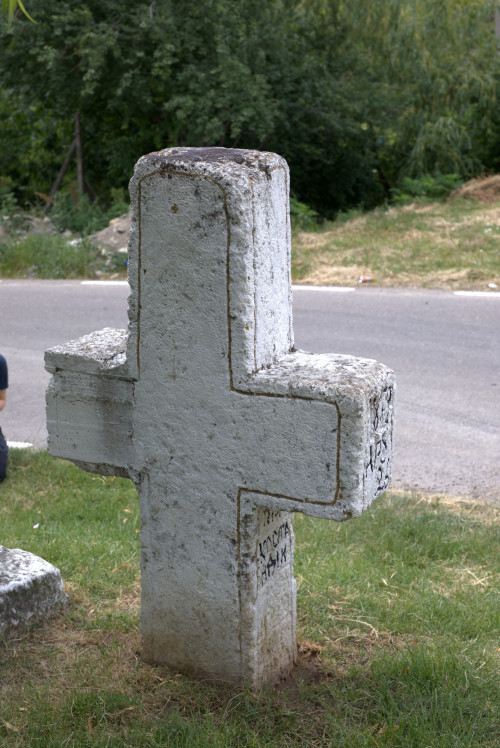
0, 428, 7, 480
0, 355, 7, 390
0, 355, 8, 480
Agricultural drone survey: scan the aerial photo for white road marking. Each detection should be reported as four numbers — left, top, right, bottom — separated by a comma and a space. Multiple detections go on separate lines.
78, 281, 500, 298
292, 285, 355, 292
80, 281, 357, 291
454, 291, 500, 298
80, 280, 129, 286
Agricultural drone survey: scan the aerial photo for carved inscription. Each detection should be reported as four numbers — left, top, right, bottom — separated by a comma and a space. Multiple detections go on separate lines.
256, 508, 292, 587
365, 385, 394, 494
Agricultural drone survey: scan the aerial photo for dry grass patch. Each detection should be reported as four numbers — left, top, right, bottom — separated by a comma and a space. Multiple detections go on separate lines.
451, 175, 500, 202
293, 197, 500, 289
294, 262, 369, 286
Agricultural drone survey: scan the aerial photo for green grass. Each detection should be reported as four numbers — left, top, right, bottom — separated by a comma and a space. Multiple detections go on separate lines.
292, 197, 500, 289
0, 234, 127, 279
1, 450, 499, 746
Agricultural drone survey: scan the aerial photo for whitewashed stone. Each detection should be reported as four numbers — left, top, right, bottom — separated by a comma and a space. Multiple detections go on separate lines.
45, 147, 396, 688
0, 546, 68, 634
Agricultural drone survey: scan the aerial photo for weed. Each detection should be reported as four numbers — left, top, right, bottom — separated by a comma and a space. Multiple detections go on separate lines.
0, 234, 96, 279
50, 188, 129, 236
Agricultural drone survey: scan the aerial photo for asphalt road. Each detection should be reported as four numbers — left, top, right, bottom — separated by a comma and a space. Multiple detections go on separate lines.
1, 280, 498, 501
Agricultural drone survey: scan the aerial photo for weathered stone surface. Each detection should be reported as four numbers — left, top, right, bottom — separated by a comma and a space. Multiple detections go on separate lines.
45, 147, 396, 688
0, 546, 69, 635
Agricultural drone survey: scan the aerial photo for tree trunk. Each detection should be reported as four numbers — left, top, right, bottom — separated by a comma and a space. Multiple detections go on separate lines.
45, 137, 77, 209
74, 112, 84, 197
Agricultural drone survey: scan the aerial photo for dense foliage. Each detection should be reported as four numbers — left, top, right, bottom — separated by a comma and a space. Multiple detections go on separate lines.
1, 0, 499, 218
340, 0, 499, 187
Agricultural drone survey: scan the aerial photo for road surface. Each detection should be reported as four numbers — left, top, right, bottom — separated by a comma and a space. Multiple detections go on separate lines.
1, 280, 498, 501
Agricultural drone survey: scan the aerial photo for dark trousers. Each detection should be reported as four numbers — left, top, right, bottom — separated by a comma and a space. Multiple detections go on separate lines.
0, 428, 7, 481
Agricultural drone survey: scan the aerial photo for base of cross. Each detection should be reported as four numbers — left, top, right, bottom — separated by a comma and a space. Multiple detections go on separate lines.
140, 493, 298, 687
45, 147, 395, 689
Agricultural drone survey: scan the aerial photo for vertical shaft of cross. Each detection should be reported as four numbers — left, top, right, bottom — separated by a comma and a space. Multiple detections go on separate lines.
127, 150, 298, 684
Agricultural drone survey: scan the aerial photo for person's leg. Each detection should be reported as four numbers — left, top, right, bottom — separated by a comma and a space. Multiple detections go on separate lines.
0, 428, 8, 481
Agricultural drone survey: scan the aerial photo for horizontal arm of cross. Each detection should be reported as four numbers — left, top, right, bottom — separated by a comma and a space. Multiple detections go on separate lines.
45, 328, 139, 478
237, 349, 395, 521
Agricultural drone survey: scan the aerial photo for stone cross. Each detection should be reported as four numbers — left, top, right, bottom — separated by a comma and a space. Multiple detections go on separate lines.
45, 148, 395, 688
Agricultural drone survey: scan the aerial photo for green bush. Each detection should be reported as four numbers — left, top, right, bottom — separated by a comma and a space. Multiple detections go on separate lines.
50, 187, 129, 236
1, 1, 497, 219
289, 197, 320, 232
391, 174, 463, 203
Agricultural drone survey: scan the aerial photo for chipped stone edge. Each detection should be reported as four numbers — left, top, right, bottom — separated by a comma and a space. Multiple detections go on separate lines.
45, 328, 131, 379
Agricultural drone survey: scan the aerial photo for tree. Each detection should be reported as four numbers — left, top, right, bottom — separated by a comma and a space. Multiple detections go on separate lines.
338, 0, 500, 185
0, 0, 380, 215
3, 0, 495, 217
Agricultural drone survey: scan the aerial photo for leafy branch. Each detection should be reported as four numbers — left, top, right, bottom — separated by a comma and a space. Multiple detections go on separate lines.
2, 0, 36, 25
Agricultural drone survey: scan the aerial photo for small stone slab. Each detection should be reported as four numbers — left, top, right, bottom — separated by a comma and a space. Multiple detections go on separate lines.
0, 546, 69, 635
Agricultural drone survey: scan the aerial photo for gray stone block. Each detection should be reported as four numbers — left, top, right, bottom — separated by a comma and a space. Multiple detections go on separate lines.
0, 546, 69, 635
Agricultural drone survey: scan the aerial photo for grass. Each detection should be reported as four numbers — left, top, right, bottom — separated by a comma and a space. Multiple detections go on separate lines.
1, 192, 500, 289
292, 197, 500, 289
1, 450, 498, 746
0, 186, 129, 280
0, 234, 127, 280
